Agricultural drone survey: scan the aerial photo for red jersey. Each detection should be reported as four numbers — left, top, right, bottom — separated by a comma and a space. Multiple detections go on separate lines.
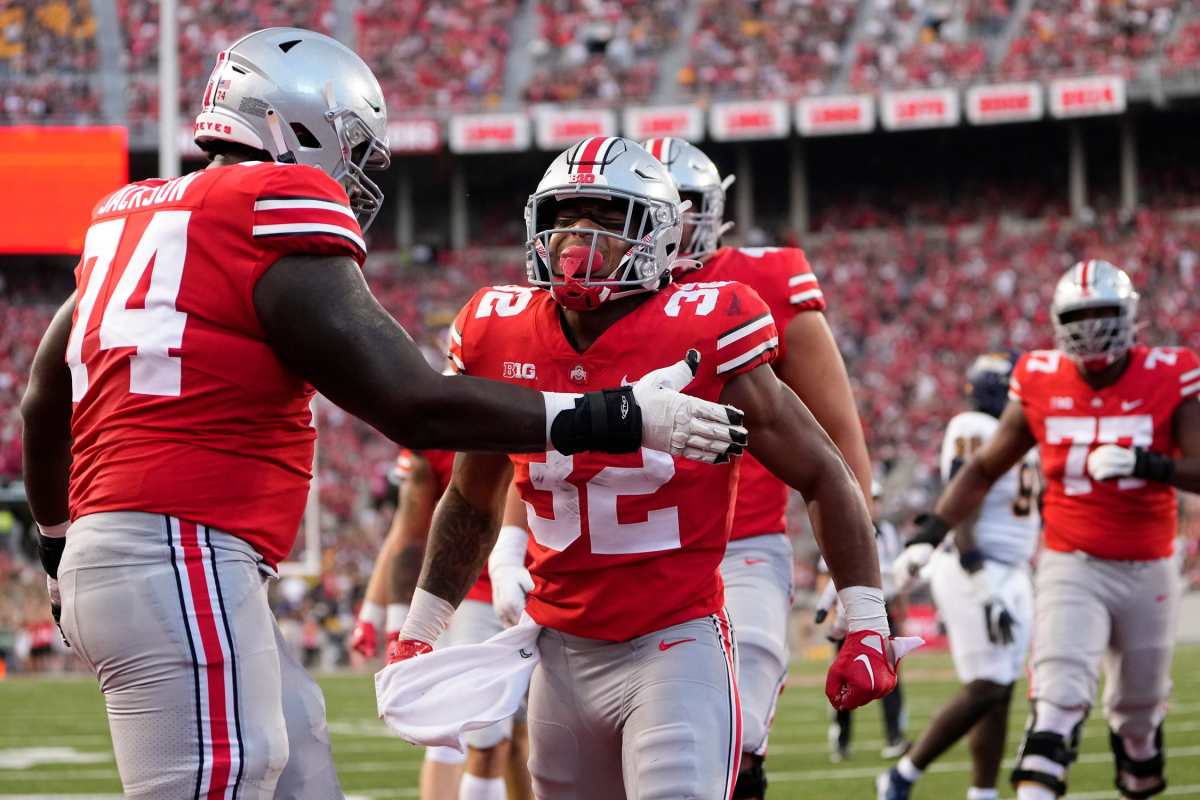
1011, 345, 1200, 560
698, 247, 826, 539
67, 162, 366, 567
450, 281, 779, 641
395, 448, 494, 602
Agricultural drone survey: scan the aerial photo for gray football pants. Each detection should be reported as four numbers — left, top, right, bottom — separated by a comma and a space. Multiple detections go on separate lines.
527, 613, 741, 800
721, 533, 793, 756
58, 511, 342, 799
1030, 549, 1179, 739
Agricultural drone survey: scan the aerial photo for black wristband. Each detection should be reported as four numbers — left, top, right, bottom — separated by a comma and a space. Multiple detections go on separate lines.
959, 549, 985, 571
549, 387, 642, 455
1132, 448, 1175, 483
37, 532, 66, 579
908, 512, 950, 547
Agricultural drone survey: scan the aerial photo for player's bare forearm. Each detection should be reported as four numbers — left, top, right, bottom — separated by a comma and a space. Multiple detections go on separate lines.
1169, 399, 1200, 493
20, 294, 76, 527
779, 311, 873, 500
254, 255, 547, 453
387, 456, 439, 604
935, 401, 1035, 528
416, 454, 514, 605
951, 505, 984, 561
722, 365, 880, 591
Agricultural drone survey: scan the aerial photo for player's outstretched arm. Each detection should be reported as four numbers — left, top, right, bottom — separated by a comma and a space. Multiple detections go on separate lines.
384, 453, 514, 662
21, 293, 77, 529
777, 311, 873, 501
931, 400, 1035, 532
720, 363, 878, 592
255, 255, 547, 453
254, 256, 745, 460
1170, 398, 1200, 492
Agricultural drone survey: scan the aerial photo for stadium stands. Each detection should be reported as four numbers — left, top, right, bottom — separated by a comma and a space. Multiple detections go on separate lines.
357, 0, 517, 111
848, 0, 990, 91
683, 0, 857, 99
524, 0, 677, 103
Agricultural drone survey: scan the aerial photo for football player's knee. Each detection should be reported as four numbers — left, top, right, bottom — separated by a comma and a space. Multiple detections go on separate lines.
629, 722, 703, 800
965, 679, 1014, 711
1033, 660, 1095, 710
1011, 702, 1087, 797
1111, 725, 1167, 800
241, 715, 290, 792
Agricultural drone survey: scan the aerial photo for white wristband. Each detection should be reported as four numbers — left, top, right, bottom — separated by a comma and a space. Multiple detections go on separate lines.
489, 525, 529, 573
385, 603, 410, 634
542, 392, 580, 451
358, 600, 385, 627
398, 588, 455, 645
37, 521, 71, 538
838, 586, 890, 636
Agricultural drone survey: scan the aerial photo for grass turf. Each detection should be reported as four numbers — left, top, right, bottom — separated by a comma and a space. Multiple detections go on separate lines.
2, 646, 1200, 798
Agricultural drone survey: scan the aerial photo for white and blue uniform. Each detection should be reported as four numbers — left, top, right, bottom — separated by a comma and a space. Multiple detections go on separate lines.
931, 411, 1040, 685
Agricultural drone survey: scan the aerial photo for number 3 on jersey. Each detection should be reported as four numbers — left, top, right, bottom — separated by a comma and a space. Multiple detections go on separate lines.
525, 449, 680, 555
67, 210, 191, 400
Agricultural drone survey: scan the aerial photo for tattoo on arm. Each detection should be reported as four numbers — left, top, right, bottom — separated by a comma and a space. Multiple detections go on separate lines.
418, 486, 502, 606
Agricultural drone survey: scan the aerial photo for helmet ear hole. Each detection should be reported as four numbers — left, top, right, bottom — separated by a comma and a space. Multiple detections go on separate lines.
290, 123, 321, 149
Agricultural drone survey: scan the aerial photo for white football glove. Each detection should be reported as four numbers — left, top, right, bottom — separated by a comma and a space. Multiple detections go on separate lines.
968, 562, 1016, 645
489, 525, 533, 628
892, 543, 934, 593
634, 350, 748, 464
1087, 444, 1137, 481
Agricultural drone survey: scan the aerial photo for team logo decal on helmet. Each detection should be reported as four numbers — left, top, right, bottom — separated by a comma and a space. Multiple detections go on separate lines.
641, 137, 735, 269
194, 28, 391, 231
966, 350, 1019, 418
526, 137, 684, 311
1050, 260, 1139, 370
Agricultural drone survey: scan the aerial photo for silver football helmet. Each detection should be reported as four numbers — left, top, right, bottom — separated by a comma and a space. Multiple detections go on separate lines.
1051, 260, 1139, 368
641, 137, 735, 262
526, 137, 683, 311
194, 28, 391, 230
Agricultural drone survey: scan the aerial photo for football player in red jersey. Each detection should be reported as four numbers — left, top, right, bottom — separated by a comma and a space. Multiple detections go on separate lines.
19, 32, 746, 800
386, 137, 918, 800
642, 136, 873, 797
897, 260, 1200, 800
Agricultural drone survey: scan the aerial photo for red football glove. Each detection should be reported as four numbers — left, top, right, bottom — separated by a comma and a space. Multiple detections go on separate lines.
349, 620, 379, 659
385, 636, 433, 666
826, 630, 924, 711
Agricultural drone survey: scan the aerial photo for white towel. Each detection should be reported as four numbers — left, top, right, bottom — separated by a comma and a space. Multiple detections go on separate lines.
374, 615, 543, 751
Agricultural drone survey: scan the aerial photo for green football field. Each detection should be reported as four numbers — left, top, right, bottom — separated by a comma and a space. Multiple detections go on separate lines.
3, 646, 1200, 799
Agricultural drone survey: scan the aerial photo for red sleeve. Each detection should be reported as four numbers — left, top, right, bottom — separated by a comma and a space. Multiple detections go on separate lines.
1009, 352, 1032, 403
1176, 349, 1200, 400
448, 298, 476, 375
714, 282, 779, 379
782, 249, 826, 313
251, 164, 366, 267
394, 449, 417, 480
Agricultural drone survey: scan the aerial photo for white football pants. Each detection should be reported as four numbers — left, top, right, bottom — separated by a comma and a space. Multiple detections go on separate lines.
58, 511, 342, 800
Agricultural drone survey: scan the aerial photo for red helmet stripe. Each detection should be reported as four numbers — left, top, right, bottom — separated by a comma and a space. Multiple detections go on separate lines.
1080, 260, 1090, 294
648, 138, 665, 160
575, 136, 610, 175
203, 51, 228, 110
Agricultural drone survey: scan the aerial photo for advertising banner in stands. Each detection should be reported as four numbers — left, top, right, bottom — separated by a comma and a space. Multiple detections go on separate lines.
449, 113, 531, 153
387, 118, 442, 153
709, 100, 791, 141
965, 83, 1043, 125
796, 95, 875, 136
622, 105, 705, 142
1047, 75, 1126, 118
880, 88, 960, 130
534, 107, 618, 149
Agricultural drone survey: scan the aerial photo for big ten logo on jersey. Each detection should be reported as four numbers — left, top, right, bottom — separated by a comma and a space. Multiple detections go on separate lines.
1046, 414, 1153, 495
665, 281, 732, 317
476, 286, 534, 318
504, 362, 537, 380
524, 450, 679, 555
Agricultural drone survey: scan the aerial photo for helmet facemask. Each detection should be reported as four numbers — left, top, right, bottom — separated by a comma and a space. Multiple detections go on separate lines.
1053, 305, 1137, 370
526, 190, 681, 311
678, 185, 726, 261
321, 84, 390, 232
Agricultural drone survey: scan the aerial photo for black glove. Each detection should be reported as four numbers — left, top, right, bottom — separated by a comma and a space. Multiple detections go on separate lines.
908, 512, 950, 548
